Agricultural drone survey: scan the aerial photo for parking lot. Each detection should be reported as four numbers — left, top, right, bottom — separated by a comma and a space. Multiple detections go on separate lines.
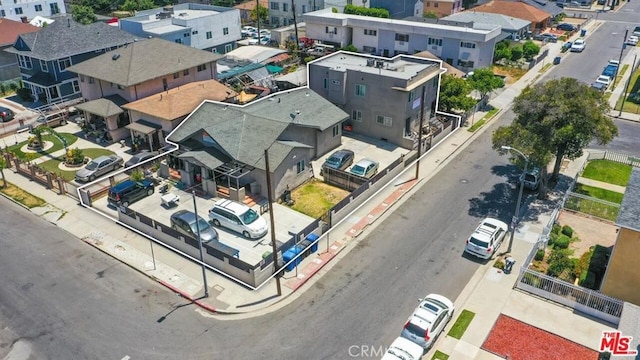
310, 132, 410, 180
91, 187, 315, 266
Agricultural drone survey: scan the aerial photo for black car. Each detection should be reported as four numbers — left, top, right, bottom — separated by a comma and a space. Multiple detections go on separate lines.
557, 23, 577, 32
107, 179, 154, 207
124, 151, 158, 174
0, 107, 15, 122
322, 149, 355, 172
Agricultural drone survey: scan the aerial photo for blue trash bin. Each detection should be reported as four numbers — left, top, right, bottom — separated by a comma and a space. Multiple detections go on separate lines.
282, 246, 303, 271
305, 233, 320, 253
581, 29, 587, 37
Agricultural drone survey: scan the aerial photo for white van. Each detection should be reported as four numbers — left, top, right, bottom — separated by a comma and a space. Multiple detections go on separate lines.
208, 199, 268, 239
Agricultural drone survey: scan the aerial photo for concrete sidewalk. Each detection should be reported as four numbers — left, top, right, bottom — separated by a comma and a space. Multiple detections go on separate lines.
578, 176, 627, 193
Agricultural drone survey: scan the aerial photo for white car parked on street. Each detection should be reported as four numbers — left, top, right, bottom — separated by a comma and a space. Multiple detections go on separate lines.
464, 217, 508, 259
570, 38, 586, 52
400, 294, 455, 350
596, 75, 612, 86
382, 337, 424, 360
627, 36, 639, 46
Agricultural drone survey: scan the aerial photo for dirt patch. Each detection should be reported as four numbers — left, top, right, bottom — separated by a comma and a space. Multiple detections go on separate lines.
557, 210, 618, 257
493, 66, 528, 85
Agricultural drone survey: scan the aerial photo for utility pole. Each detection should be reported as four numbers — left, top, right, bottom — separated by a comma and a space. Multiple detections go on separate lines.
415, 85, 426, 179
255, 0, 261, 39
264, 149, 282, 296
619, 54, 637, 117
291, 0, 300, 54
612, 29, 628, 89
192, 191, 209, 298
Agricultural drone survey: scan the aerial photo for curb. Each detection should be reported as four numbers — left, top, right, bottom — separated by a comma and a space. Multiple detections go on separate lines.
159, 280, 217, 314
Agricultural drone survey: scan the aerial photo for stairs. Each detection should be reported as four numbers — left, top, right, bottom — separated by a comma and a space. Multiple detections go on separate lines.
216, 186, 265, 208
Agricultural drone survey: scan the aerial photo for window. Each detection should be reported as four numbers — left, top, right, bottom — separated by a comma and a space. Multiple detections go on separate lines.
408, 89, 414, 103
352, 110, 362, 122
15, 7, 23, 15
426, 1, 431, 5
364, 29, 377, 36
183, 32, 190, 38
376, 115, 392, 126
79, 75, 85, 82
183, 69, 189, 76
175, 39, 182, 44
332, 124, 339, 137
72, 80, 80, 93
58, 57, 71, 72
362, 46, 376, 53
434, 2, 439, 7
271, 16, 279, 26
197, 64, 207, 72
35, 4, 42, 11
173, 72, 179, 79
40, 59, 48, 72
428, 38, 442, 46
88, 77, 95, 84
270, 2, 279, 10
192, 30, 198, 35
212, 48, 218, 53
223, 27, 229, 35
18, 55, 32, 69
395, 34, 409, 42
457, 60, 474, 67
283, 2, 288, 11
50, 2, 60, 14
225, 44, 232, 53
460, 41, 476, 49
296, 159, 306, 174
206, 31, 212, 39
0, 10, 5, 17
355, 84, 366, 97
323, 78, 328, 89
162, 78, 168, 91
325, 26, 337, 34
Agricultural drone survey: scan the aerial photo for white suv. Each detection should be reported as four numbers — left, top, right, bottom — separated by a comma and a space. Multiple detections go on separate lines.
382, 337, 424, 360
400, 294, 455, 350
208, 199, 268, 239
464, 218, 508, 259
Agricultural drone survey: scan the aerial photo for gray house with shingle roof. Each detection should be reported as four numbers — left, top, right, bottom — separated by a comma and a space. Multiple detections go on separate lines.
4, 16, 139, 104
66, 37, 222, 144
166, 87, 349, 199
440, 12, 531, 41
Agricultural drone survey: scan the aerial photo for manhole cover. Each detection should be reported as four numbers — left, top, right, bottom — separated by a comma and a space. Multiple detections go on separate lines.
460, 179, 469, 184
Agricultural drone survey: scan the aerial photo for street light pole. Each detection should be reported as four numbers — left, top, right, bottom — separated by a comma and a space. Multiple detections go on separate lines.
192, 191, 209, 298
501, 146, 529, 254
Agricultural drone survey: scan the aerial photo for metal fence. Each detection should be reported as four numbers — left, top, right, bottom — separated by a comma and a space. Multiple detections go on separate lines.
563, 192, 620, 222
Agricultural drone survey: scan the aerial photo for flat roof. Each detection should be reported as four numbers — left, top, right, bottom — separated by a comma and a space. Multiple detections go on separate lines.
145, 24, 186, 35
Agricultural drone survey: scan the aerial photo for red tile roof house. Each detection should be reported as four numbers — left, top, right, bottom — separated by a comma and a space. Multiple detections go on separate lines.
0, 18, 40, 82
470, 0, 553, 32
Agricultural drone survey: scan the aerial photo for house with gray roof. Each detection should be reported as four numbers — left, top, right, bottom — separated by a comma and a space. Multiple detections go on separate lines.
166, 87, 349, 199
602, 166, 640, 307
440, 12, 531, 41
4, 15, 139, 104
66, 37, 222, 144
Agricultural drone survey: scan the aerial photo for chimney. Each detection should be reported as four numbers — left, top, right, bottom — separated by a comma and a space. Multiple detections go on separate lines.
21, 16, 28, 23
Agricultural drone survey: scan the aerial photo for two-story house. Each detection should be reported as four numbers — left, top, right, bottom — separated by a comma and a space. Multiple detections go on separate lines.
66, 38, 222, 143
0, 0, 65, 22
303, 9, 501, 72
308, 51, 445, 150
440, 12, 531, 41
0, 18, 39, 82
4, 16, 138, 104
370, 0, 462, 18
119, 3, 241, 54
234, 0, 268, 25
470, 0, 552, 32
166, 87, 349, 199
268, 0, 324, 27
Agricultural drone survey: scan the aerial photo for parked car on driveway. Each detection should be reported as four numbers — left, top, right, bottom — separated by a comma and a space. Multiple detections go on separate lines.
557, 23, 577, 32
400, 294, 455, 350
464, 217, 508, 259
170, 210, 218, 243
107, 179, 154, 207
350, 159, 379, 178
208, 199, 268, 239
382, 337, 424, 360
124, 150, 158, 174
75, 155, 123, 182
322, 149, 355, 172
33, 111, 67, 129
596, 75, 612, 87
570, 38, 586, 52
0, 106, 15, 122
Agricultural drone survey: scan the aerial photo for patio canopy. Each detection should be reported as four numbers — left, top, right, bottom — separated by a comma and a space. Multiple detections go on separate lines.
76, 94, 128, 117
178, 150, 223, 170
125, 119, 161, 135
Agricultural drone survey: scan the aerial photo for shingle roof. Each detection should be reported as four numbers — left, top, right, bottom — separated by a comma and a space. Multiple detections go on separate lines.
0, 19, 40, 47
441, 11, 531, 32
122, 80, 237, 121
520, 0, 563, 16
470, 0, 551, 23
616, 167, 640, 232
66, 38, 222, 87
76, 95, 128, 117
167, 87, 349, 170
5, 15, 139, 61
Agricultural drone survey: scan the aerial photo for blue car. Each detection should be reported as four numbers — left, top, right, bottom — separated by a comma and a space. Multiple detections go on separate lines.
602, 65, 618, 77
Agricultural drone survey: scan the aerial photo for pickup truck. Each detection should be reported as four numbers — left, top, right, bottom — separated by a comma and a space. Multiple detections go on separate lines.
602, 64, 618, 77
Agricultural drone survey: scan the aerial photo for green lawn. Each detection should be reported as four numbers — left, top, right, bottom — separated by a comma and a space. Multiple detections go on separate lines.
581, 159, 632, 186
447, 309, 475, 339
573, 184, 624, 204
614, 64, 640, 113
290, 179, 349, 218
38, 148, 116, 182
7, 133, 78, 161
431, 350, 449, 360
468, 108, 499, 133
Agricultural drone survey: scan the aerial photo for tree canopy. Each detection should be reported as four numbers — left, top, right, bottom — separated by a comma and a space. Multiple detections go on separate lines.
250, 4, 268, 23
121, 0, 156, 12
343, 5, 389, 18
71, 5, 97, 25
438, 74, 475, 113
467, 68, 505, 101
492, 77, 617, 181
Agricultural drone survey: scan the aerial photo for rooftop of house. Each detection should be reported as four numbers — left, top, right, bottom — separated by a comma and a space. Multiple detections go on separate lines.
0, 18, 40, 47
124, 3, 234, 23
234, 0, 268, 11
5, 15, 139, 61
616, 167, 640, 233
309, 51, 443, 82
440, 11, 531, 31
123, 79, 237, 121
469, 0, 551, 23
66, 38, 222, 87
412, 51, 465, 77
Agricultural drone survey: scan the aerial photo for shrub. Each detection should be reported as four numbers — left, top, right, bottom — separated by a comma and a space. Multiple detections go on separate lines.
16, 87, 33, 101
534, 249, 545, 261
547, 248, 574, 277
510, 44, 524, 61
581, 271, 596, 289
130, 169, 144, 181
65, 147, 85, 165
493, 259, 505, 269
555, 234, 571, 249
561, 225, 573, 238
548, 232, 558, 246
552, 223, 561, 235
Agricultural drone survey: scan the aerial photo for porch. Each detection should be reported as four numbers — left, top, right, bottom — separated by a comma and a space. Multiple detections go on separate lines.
75, 95, 130, 144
